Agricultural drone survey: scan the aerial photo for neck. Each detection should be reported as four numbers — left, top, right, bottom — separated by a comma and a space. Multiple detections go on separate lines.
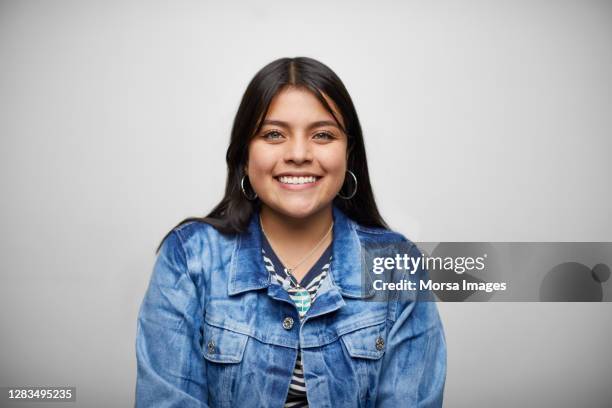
259, 204, 334, 260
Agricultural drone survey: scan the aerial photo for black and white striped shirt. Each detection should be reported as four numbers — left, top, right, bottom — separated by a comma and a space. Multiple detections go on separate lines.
261, 234, 332, 408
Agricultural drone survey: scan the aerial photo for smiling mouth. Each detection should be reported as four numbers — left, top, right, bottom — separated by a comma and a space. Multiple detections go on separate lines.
274, 175, 321, 185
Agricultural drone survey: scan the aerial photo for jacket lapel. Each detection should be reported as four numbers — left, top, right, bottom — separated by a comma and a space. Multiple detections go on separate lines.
227, 205, 375, 307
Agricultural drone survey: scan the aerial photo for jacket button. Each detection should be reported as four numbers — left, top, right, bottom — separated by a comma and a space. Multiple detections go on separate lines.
282, 316, 294, 330
375, 336, 385, 351
207, 340, 216, 354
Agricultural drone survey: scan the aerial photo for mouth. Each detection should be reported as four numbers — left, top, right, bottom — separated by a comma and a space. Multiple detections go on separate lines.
274, 175, 322, 190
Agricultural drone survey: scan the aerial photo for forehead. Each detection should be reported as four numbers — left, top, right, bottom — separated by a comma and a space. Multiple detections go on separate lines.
264, 87, 345, 128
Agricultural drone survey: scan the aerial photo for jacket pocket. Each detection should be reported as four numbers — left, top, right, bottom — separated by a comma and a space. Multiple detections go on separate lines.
339, 321, 388, 406
202, 321, 249, 363
201, 321, 249, 407
340, 321, 387, 360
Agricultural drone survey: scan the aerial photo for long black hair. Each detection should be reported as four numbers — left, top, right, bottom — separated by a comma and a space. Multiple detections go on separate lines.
157, 57, 388, 253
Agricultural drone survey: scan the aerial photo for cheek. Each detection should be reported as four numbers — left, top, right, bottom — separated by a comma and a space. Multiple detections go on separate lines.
247, 143, 278, 185
318, 149, 347, 188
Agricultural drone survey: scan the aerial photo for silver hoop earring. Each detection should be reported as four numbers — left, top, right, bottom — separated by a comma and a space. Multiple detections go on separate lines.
240, 175, 258, 201
337, 170, 357, 199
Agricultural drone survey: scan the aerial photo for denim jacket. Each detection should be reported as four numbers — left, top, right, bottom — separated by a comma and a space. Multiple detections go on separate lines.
135, 205, 446, 407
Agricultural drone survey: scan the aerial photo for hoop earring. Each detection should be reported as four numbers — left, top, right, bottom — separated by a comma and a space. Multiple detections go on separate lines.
337, 170, 357, 199
240, 175, 258, 201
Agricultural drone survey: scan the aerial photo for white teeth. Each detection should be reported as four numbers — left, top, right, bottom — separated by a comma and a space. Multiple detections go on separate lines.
278, 176, 318, 185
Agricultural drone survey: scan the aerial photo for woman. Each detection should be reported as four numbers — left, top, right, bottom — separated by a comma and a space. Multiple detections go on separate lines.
136, 57, 446, 407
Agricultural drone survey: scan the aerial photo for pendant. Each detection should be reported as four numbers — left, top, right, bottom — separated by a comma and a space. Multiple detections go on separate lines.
293, 287, 312, 316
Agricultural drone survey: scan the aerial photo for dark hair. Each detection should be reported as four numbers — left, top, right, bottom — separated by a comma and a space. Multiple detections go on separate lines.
157, 56, 388, 253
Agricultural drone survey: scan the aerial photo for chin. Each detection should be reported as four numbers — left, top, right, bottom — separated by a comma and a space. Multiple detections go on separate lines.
275, 201, 324, 220
281, 207, 316, 220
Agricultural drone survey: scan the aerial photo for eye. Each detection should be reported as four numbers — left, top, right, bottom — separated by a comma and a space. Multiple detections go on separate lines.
263, 130, 284, 140
313, 131, 335, 140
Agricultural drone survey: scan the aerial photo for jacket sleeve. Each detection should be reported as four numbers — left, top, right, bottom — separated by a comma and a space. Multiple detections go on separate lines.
375, 242, 447, 408
135, 230, 208, 407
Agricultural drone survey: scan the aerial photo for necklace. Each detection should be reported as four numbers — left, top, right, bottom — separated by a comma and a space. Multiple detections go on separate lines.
259, 213, 333, 290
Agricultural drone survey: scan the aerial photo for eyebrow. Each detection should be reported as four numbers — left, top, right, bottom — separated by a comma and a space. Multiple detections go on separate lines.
261, 119, 343, 130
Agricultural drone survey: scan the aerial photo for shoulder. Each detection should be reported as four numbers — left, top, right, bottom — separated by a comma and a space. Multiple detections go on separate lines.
352, 221, 417, 249
162, 220, 237, 259
158, 220, 237, 287
351, 220, 428, 265
172, 219, 221, 241
171, 220, 235, 243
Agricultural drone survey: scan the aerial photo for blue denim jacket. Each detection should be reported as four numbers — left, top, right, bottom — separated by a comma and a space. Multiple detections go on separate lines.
136, 205, 446, 407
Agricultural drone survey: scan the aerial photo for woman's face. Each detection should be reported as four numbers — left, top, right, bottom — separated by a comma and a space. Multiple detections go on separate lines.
246, 87, 348, 219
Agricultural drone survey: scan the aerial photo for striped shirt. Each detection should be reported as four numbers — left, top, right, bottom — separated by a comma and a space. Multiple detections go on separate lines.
261, 234, 332, 408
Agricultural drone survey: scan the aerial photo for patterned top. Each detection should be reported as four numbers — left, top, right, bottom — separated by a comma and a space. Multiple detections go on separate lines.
261, 233, 333, 408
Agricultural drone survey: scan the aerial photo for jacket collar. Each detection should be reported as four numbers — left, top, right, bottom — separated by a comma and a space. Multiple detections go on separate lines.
228, 204, 373, 298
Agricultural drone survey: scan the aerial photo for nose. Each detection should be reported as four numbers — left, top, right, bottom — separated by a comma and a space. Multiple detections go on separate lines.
283, 136, 313, 164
